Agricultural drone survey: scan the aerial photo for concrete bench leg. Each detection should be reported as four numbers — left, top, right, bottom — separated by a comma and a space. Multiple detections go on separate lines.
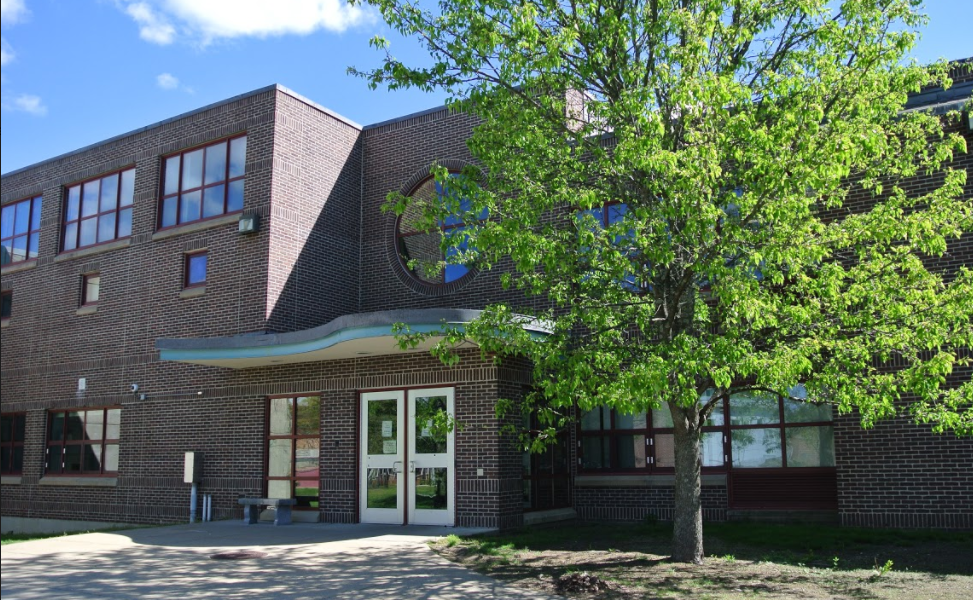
243, 504, 260, 525
273, 505, 293, 526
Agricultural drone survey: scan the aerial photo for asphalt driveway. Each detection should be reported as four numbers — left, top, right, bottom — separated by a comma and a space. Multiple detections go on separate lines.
1, 521, 560, 599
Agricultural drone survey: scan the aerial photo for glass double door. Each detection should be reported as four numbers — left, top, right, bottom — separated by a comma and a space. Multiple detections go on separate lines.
360, 388, 455, 526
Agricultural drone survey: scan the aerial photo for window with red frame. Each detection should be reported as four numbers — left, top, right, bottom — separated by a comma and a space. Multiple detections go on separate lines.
1, 195, 43, 266
46, 408, 121, 476
266, 396, 320, 510
160, 135, 246, 229
728, 387, 834, 468
1, 413, 26, 475
81, 273, 100, 306
579, 401, 725, 472
578, 386, 834, 473
63, 169, 135, 252
184, 251, 207, 288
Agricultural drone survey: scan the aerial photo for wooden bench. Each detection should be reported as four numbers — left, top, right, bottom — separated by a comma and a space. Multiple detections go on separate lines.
238, 497, 297, 526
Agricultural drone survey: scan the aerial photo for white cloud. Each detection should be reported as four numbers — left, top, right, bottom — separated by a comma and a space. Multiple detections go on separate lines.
120, 1, 373, 45
126, 2, 176, 45
0, 0, 28, 27
0, 37, 12, 67
156, 72, 179, 90
155, 72, 193, 94
3, 93, 47, 115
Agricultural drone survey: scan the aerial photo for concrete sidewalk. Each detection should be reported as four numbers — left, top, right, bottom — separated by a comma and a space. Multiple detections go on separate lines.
1, 521, 561, 599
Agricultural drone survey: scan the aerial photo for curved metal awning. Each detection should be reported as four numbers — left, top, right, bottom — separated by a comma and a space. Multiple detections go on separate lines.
155, 309, 549, 369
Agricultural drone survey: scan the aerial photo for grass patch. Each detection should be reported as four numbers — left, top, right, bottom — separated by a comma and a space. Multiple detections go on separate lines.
2, 525, 146, 546
431, 521, 973, 600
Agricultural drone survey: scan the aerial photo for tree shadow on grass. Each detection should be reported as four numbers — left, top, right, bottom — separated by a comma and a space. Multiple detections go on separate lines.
465, 521, 973, 576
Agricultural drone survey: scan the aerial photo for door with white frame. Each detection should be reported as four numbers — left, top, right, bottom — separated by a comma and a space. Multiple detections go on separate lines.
360, 388, 455, 526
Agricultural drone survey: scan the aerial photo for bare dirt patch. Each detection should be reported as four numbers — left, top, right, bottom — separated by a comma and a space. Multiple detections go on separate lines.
431, 523, 972, 600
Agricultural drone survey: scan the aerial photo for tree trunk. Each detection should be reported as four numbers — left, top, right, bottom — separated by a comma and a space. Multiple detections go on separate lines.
670, 402, 704, 564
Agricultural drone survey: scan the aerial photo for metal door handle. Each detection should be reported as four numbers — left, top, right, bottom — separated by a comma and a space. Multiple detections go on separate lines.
393, 461, 403, 474
409, 461, 416, 473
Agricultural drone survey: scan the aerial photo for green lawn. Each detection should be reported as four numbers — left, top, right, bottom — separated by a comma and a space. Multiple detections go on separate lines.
3, 524, 149, 546
2, 531, 92, 546
432, 521, 973, 600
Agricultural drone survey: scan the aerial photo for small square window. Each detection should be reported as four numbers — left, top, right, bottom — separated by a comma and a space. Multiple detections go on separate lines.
1, 291, 11, 320
185, 251, 207, 288
82, 274, 100, 306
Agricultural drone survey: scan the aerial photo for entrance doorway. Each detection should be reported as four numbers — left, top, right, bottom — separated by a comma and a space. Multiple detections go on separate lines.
360, 388, 455, 526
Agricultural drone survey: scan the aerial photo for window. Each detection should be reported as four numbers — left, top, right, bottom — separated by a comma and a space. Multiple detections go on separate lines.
63, 169, 135, 252
184, 252, 207, 288
396, 174, 483, 285
1, 291, 10, 320
729, 386, 834, 468
81, 274, 100, 306
579, 400, 725, 472
578, 202, 643, 291
1, 413, 26, 475
46, 408, 121, 476
578, 387, 834, 473
522, 411, 572, 512
1, 196, 42, 266
266, 397, 320, 509
160, 135, 246, 228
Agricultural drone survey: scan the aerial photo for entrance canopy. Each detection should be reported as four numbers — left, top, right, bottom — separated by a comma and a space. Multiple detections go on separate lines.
156, 309, 549, 369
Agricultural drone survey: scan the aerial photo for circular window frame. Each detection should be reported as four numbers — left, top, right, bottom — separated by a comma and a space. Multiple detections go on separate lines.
386, 161, 481, 296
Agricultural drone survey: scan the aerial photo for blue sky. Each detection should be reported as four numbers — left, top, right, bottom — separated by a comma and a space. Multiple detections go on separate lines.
1, 0, 970, 174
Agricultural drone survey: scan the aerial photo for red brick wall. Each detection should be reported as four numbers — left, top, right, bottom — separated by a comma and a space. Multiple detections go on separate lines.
3, 77, 970, 531
829, 115, 972, 529
265, 91, 363, 332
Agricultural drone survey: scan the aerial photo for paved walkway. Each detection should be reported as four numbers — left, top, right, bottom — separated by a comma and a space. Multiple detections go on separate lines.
1, 521, 560, 600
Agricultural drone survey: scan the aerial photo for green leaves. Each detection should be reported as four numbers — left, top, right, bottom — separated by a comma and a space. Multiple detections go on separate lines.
355, 0, 971, 439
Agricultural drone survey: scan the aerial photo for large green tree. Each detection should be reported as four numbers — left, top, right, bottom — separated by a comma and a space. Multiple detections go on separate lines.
351, 0, 973, 562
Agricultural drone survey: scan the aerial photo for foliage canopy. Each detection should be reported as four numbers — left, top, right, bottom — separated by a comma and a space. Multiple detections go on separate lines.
351, 0, 972, 561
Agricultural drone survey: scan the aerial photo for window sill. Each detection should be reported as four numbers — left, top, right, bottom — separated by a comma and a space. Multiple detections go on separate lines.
0, 259, 38, 275
39, 476, 118, 488
1, 476, 23, 485
76, 305, 99, 316
1, 319, 9, 329
55, 238, 131, 263
152, 213, 240, 242
575, 474, 727, 488
180, 286, 206, 299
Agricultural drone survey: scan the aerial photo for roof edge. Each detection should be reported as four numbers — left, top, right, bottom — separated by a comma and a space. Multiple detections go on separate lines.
363, 103, 453, 131
274, 85, 362, 130
1, 84, 362, 180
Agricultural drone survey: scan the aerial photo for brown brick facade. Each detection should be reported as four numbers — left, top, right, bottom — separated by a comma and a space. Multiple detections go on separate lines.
2, 78, 971, 532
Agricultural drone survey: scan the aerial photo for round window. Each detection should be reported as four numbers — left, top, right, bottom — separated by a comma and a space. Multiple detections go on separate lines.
396, 175, 476, 285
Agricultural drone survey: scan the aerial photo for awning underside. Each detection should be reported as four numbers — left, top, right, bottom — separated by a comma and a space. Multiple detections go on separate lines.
155, 309, 548, 369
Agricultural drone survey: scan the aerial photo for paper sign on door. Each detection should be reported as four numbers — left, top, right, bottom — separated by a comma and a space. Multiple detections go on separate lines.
382, 421, 393, 438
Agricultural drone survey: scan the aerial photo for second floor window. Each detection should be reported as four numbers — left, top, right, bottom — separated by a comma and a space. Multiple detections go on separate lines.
396, 174, 484, 285
160, 135, 246, 228
1, 196, 42, 265
82, 274, 101, 306
63, 169, 135, 252
184, 251, 208, 288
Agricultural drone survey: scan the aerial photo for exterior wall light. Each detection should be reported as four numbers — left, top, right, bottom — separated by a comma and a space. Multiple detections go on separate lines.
238, 213, 260, 234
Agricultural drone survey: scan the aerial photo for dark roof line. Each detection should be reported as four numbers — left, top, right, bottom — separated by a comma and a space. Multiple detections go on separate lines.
1, 85, 362, 179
